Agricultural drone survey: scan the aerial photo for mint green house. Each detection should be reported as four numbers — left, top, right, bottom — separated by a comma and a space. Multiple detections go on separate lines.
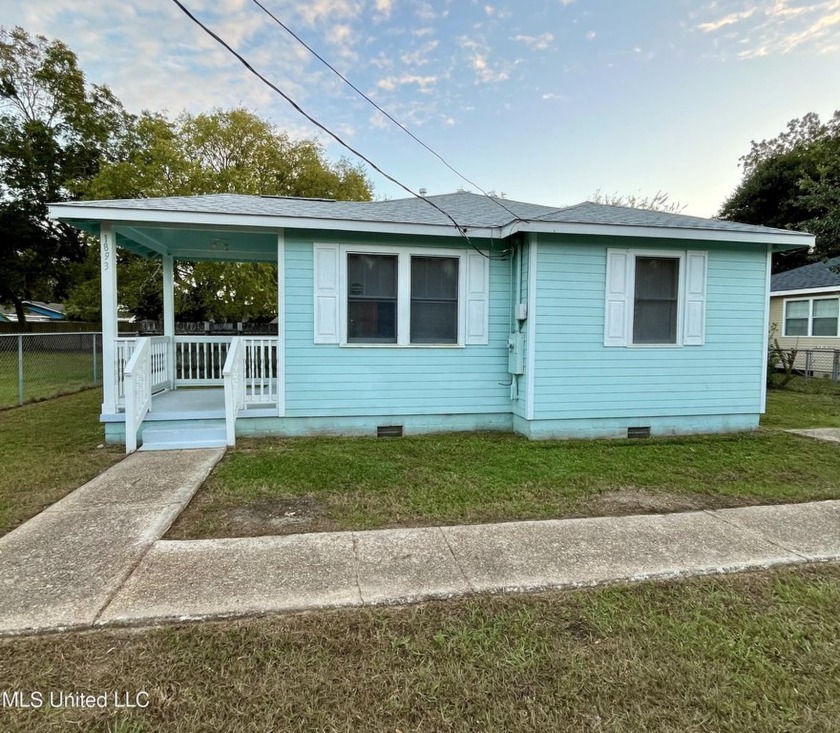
49, 192, 812, 452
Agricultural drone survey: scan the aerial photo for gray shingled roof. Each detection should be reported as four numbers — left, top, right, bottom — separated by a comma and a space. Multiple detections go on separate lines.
771, 257, 840, 293
55, 191, 806, 238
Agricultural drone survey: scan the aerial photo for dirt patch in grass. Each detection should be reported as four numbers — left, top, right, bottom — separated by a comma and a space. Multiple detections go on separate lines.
223, 496, 325, 535
586, 488, 745, 515
1, 565, 839, 732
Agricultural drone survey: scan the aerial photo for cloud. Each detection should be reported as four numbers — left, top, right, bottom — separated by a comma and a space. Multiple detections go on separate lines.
585, 31, 597, 40
297, 0, 364, 26
375, 0, 394, 16
400, 41, 440, 66
541, 92, 568, 100
377, 74, 438, 92
510, 33, 555, 50
459, 37, 512, 83
697, 8, 757, 32
697, 0, 840, 58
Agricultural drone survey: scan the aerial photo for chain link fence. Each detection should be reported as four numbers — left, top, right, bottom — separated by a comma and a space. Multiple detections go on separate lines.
0, 332, 108, 408
770, 347, 840, 382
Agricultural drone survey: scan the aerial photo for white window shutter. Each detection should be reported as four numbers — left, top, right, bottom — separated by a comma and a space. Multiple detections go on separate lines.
313, 244, 340, 344
604, 249, 629, 347
683, 251, 707, 346
465, 252, 489, 345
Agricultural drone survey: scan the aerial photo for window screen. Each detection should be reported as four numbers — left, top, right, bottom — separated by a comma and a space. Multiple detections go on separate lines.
633, 257, 679, 344
347, 254, 397, 343
410, 256, 459, 344
813, 298, 839, 336
785, 299, 809, 336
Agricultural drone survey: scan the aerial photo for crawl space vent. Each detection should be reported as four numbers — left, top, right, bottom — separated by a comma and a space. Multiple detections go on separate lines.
377, 425, 404, 438
627, 426, 651, 439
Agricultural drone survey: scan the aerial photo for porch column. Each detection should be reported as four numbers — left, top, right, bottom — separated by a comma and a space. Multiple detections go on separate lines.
100, 222, 118, 415
277, 230, 285, 416
162, 254, 176, 388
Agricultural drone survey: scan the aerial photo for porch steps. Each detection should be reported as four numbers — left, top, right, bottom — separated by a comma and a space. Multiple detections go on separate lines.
139, 422, 227, 451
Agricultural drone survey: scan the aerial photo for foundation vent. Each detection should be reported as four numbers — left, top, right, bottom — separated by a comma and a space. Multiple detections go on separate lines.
627, 426, 651, 439
377, 425, 404, 438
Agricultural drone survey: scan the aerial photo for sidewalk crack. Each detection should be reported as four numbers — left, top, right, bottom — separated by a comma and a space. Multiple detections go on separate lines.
351, 533, 364, 605
439, 527, 475, 593
702, 509, 810, 562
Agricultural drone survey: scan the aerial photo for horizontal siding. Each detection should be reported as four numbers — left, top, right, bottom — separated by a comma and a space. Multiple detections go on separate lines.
284, 234, 510, 417
533, 235, 768, 420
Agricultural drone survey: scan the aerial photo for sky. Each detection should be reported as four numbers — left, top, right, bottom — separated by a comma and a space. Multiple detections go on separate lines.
2, 0, 840, 216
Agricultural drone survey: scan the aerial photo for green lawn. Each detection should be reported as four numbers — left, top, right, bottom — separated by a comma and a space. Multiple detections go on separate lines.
168, 380, 840, 539
0, 349, 99, 408
1, 565, 838, 732
0, 389, 122, 536
763, 376, 840, 429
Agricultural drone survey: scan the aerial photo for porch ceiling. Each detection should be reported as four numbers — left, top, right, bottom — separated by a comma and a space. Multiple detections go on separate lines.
73, 219, 279, 262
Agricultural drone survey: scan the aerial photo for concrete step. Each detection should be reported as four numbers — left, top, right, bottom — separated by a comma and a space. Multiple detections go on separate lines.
139, 423, 227, 451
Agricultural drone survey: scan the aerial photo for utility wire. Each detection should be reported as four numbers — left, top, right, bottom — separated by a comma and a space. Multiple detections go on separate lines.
169, 0, 505, 259
249, 0, 522, 222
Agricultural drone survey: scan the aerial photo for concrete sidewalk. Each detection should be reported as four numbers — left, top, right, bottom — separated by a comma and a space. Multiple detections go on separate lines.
0, 449, 223, 634
0, 445, 838, 635
98, 500, 840, 627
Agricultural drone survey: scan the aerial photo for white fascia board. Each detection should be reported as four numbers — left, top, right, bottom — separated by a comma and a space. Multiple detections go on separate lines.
501, 220, 815, 248
47, 204, 494, 239
770, 286, 840, 297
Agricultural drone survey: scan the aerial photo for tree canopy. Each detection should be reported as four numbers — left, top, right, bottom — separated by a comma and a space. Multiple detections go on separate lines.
590, 189, 687, 214
0, 26, 129, 323
719, 111, 840, 272
67, 107, 373, 322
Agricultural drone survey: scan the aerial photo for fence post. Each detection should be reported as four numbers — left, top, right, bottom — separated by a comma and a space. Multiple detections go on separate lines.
92, 333, 98, 384
17, 334, 24, 405
833, 350, 839, 383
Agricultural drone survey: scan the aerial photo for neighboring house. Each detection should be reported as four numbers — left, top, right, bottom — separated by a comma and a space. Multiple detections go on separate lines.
48, 192, 812, 452
769, 256, 840, 377
0, 301, 66, 323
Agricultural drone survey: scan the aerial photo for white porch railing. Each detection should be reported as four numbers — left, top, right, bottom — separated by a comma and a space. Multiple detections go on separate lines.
124, 338, 152, 453
116, 336, 170, 408
176, 336, 232, 385
243, 336, 278, 405
223, 337, 246, 446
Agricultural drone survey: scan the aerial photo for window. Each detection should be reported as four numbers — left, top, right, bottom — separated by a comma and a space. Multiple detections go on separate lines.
604, 249, 707, 348
410, 256, 459, 344
313, 244, 489, 347
784, 297, 840, 337
347, 254, 397, 343
633, 257, 679, 344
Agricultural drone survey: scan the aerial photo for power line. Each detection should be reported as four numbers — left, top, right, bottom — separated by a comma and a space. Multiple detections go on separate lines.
169, 0, 506, 259
249, 0, 521, 222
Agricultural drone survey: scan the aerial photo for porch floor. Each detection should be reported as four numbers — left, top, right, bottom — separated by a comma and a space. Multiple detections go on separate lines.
150, 388, 225, 417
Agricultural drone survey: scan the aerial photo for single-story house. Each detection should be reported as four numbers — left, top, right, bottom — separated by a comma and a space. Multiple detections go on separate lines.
0, 301, 66, 323
769, 256, 840, 377
48, 192, 812, 452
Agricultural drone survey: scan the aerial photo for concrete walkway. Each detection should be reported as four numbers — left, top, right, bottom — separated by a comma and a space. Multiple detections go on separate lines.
1, 448, 839, 636
0, 449, 223, 635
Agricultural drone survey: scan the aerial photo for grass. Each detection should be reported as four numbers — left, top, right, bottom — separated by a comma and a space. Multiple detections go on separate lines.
168, 429, 840, 540
763, 375, 840, 429
0, 388, 123, 536
0, 349, 99, 408
0, 565, 838, 732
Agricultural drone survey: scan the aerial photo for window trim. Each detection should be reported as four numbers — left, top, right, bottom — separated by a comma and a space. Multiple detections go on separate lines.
627, 249, 686, 348
337, 243, 467, 348
783, 295, 840, 338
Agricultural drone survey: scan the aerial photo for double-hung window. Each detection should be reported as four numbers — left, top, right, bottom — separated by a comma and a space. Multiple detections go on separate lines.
783, 297, 840, 337
313, 244, 489, 347
604, 249, 707, 347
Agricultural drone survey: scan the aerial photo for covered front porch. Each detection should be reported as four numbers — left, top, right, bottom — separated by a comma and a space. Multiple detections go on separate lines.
91, 219, 285, 453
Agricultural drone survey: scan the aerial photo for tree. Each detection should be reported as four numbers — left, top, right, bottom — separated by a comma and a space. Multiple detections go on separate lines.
0, 26, 130, 324
590, 188, 687, 214
69, 107, 373, 322
719, 111, 840, 272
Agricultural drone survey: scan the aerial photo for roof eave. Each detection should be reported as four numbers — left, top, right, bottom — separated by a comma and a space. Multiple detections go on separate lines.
770, 285, 840, 296
505, 220, 814, 248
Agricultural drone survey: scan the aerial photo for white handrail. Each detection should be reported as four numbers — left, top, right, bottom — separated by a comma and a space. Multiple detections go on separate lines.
243, 336, 278, 405
222, 337, 246, 446
124, 337, 152, 453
